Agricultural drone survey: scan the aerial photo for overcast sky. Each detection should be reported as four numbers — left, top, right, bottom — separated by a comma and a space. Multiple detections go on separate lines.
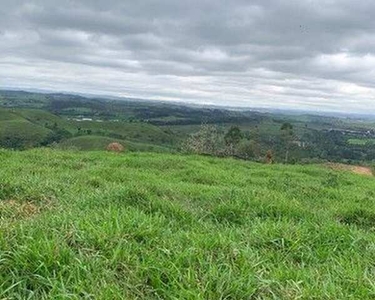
1, 0, 375, 113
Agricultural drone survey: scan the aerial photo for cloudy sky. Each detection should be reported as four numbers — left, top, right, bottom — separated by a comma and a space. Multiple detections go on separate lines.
1, 0, 375, 113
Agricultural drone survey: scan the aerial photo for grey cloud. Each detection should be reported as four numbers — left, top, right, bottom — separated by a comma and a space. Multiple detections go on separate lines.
1, 0, 375, 113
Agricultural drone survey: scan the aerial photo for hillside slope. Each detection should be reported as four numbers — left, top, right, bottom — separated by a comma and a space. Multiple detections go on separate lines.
0, 109, 52, 148
0, 107, 179, 150
58, 135, 172, 152
1, 150, 375, 299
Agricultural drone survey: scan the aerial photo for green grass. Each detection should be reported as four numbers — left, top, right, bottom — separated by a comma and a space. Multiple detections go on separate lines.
0, 119, 51, 147
0, 107, 179, 150
0, 108, 64, 148
68, 120, 177, 146
0, 109, 21, 121
1, 149, 375, 299
58, 135, 172, 152
348, 138, 375, 145
15, 109, 75, 131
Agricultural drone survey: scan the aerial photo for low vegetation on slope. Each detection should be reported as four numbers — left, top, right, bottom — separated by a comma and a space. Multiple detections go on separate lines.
0, 118, 51, 149
58, 135, 172, 152
0, 107, 178, 151
1, 150, 375, 299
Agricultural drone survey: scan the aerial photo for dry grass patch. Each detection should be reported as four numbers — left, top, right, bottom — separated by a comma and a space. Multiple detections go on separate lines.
106, 142, 125, 152
0, 198, 54, 223
326, 163, 373, 176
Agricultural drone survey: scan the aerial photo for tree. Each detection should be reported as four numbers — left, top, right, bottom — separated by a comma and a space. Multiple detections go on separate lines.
183, 124, 222, 155
224, 126, 243, 156
281, 122, 293, 132
237, 140, 260, 160
40, 128, 72, 146
0, 136, 25, 150
280, 122, 294, 163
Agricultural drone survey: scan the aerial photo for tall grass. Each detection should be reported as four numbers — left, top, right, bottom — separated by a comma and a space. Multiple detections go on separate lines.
0, 149, 375, 299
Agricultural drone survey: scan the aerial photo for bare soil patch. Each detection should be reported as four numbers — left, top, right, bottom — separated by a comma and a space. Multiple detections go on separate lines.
326, 163, 373, 176
106, 142, 125, 152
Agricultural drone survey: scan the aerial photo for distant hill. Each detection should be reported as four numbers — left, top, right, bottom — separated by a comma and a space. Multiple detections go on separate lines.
1, 90, 375, 164
0, 108, 53, 148
0, 106, 179, 150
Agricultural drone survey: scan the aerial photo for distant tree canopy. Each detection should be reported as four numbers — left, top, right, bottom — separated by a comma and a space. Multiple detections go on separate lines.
280, 122, 294, 163
40, 128, 72, 146
0, 136, 25, 150
280, 122, 293, 133
184, 124, 263, 160
224, 126, 243, 146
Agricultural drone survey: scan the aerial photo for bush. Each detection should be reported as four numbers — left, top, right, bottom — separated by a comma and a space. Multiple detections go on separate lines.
183, 124, 223, 155
236, 140, 260, 160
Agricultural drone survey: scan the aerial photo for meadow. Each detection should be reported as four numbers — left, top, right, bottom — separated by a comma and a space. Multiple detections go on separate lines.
58, 135, 172, 153
1, 149, 375, 299
348, 138, 375, 146
0, 107, 179, 151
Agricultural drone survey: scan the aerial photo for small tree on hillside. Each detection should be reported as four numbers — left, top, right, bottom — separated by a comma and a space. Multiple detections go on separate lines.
224, 126, 243, 156
280, 122, 294, 163
237, 140, 260, 160
183, 124, 222, 155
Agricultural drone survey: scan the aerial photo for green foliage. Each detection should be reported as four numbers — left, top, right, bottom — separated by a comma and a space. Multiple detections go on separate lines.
0, 119, 51, 149
40, 128, 72, 146
280, 122, 293, 132
1, 150, 375, 298
236, 140, 260, 160
224, 126, 243, 146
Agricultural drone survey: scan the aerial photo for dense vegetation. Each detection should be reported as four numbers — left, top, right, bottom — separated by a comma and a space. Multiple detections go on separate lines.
1, 90, 375, 164
1, 149, 375, 299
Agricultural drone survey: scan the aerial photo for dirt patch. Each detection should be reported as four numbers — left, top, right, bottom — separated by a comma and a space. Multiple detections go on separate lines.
0, 198, 53, 222
106, 142, 125, 152
326, 163, 373, 176
352, 166, 373, 176
0, 200, 40, 219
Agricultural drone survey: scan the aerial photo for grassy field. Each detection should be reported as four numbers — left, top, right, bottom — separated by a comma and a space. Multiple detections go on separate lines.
1, 149, 375, 299
68, 120, 176, 146
0, 109, 52, 148
58, 135, 173, 152
348, 138, 375, 146
0, 107, 179, 150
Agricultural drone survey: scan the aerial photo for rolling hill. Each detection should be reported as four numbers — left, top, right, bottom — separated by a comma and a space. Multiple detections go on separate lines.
1, 149, 375, 299
58, 135, 172, 152
0, 109, 52, 148
0, 107, 179, 150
